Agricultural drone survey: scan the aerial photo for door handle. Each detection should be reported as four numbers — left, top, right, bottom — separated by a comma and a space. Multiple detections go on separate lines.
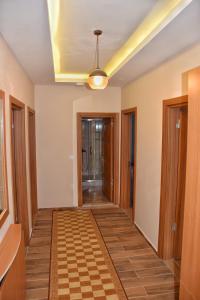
128, 161, 134, 167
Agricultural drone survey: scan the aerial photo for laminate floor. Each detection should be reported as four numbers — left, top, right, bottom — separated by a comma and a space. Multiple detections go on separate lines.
26, 208, 179, 300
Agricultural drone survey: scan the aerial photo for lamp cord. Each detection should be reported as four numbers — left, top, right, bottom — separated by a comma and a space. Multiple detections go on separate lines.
96, 34, 100, 69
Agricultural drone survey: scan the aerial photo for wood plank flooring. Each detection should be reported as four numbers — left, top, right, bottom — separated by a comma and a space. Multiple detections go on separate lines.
26, 208, 179, 300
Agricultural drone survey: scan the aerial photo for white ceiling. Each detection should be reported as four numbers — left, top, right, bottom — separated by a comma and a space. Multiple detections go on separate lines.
0, 0, 54, 83
0, 0, 199, 86
58, 0, 157, 73
111, 0, 200, 86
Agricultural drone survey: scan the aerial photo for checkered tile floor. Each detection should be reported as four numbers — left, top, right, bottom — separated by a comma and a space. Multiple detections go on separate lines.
50, 210, 127, 300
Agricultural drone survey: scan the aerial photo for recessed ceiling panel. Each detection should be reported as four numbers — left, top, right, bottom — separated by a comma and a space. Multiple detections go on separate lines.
0, 0, 198, 86
111, 0, 200, 86
57, 0, 157, 73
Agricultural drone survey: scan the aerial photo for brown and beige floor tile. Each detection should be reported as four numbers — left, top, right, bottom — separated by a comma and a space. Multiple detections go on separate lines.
25, 207, 179, 300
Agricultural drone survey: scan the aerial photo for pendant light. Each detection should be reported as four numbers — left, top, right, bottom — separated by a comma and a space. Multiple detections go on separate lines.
88, 30, 109, 90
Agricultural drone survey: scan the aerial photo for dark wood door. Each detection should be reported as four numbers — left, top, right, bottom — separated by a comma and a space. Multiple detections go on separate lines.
173, 106, 188, 259
120, 109, 137, 221
102, 118, 114, 201
28, 109, 38, 225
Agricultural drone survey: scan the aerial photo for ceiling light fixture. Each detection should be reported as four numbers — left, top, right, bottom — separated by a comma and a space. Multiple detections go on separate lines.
88, 30, 109, 90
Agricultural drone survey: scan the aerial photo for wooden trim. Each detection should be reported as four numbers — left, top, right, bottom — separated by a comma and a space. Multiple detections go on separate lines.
77, 112, 120, 207
10, 96, 29, 245
163, 95, 188, 107
121, 107, 137, 114
77, 112, 118, 118
27, 107, 38, 225
0, 90, 9, 228
120, 107, 137, 222
179, 68, 200, 300
0, 224, 26, 300
113, 114, 120, 205
27, 106, 35, 114
158, 95, 188, 259
10, 95, 25, 109
0, 224, 22, 280
77, 114, 82, 207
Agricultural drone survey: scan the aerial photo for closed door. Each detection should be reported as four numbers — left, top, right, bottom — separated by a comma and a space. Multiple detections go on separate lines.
10, 98, 29, 245
158, 99, 188, 260
121, 109, 137, 221
173, 106, 188, 259
129, 113, 135, 209
102, 118, 114, 201
28, 109, 38, 225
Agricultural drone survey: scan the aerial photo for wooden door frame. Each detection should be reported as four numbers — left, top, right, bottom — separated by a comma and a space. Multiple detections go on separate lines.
77, 112, 119, 207
158, 95, 188, 259
120, 107, 137, 222
27, 107, 38, 225
10, 96, 29, 245
0, 90, 9, 228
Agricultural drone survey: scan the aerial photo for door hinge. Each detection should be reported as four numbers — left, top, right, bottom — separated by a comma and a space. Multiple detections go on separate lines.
172, 223, 177, 232
176, 119, 181, 129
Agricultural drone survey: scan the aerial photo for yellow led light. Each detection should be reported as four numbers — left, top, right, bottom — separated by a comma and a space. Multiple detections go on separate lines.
55, 73, 88, 83
104, 0, 192, 77
47, 0, 62, 74
47, 0, 192, 83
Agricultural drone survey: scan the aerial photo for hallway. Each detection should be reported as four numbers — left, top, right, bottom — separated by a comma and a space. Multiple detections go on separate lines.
26, 208, 179, 300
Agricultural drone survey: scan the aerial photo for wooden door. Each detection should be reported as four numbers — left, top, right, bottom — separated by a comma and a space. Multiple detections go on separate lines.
180, 68, 200, 300
129, 113, 136, 212
173, 106, 188, 259
28, 108, 38, 225
158, 96, 188, 259
102, 118, 114, 201
10, 97, 29, 246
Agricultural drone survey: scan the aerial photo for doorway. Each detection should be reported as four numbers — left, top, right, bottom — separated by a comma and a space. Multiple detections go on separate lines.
120, 108, 137, 221
158, 95, 188, 262
77, 113, 119, 207
28, 107, 38, 225
10, 96, 29, 245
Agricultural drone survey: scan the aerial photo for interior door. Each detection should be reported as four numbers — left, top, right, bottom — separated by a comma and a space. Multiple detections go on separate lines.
11, 102, 29, 246
102, 118, 114, 201
28, 109, 38, 225
174, 106, 188, 260
120, 110, 137, 220
129, 113, 135, 209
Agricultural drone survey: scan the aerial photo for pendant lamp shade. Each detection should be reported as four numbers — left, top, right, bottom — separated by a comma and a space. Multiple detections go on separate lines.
88, 30, 109, 89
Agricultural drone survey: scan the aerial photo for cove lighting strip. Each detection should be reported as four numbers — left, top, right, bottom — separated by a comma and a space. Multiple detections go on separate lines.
47, 0, 192, 83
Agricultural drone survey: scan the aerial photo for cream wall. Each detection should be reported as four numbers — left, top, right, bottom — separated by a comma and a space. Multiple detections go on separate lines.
0, 35, 34, 241
35, 85, 121, 208
122, 43, 200, 249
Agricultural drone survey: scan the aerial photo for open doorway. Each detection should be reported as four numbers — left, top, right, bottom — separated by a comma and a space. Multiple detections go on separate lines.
10, 96, 29, 246
158, 96, 188, 266
120, 108, 137, 221
77, 113, 119, 207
